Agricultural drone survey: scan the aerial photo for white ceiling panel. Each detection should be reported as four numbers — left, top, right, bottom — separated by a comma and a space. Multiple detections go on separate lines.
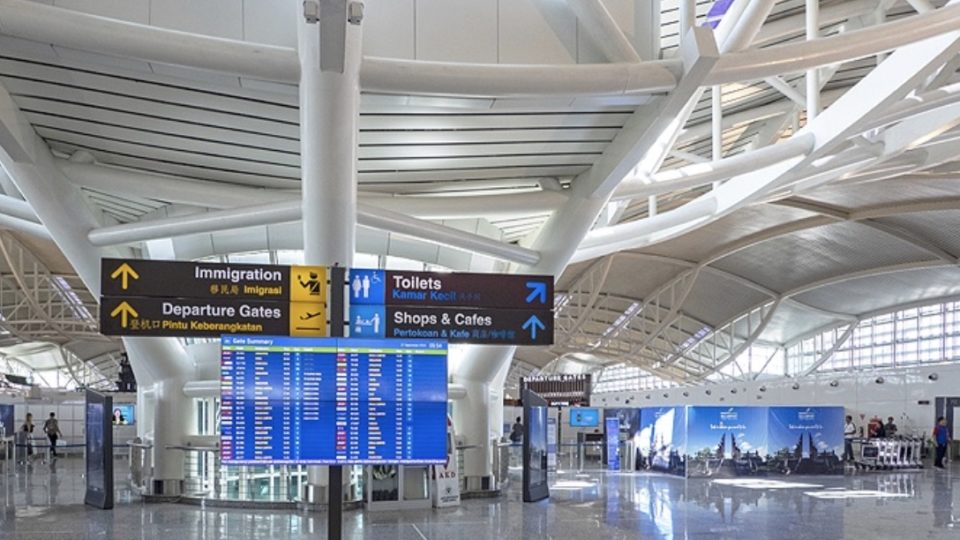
802, 176, 960, 209
758, 303, 839, 345
872, 211, 960, 257
675, 273, 771, 328
711, 221, 935, 294
791, 265, 960, 319
640, 203, 820, 263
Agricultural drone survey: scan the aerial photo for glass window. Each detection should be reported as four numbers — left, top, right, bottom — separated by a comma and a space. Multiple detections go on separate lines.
275, 250, 305, 265
227, 252, 271, 264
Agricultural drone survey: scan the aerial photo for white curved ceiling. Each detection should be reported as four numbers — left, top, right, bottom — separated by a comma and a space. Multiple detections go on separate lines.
0, 0, 958, 386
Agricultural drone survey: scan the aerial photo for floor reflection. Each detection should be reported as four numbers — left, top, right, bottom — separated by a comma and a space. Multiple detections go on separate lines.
0, 457, 954, 539
546, 465, 958, 539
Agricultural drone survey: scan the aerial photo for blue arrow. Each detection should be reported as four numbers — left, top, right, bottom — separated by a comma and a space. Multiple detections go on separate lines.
522, 314, 546, 340
525, 281, 548, 304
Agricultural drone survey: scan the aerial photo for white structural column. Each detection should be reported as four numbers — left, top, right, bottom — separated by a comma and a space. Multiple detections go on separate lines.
452, 27, 720, 486
715, 0, 777, 54
566, 0, 642, 63
83, 199, 540, 266
297, 0, 362, 500
577, 1, 960, 260
299, 1, 361, 267
679, 0, 696, 36
0, 84, 193, 494
712, 84, 723, 189
56, 159, 565, 220
806, 0, 820, 121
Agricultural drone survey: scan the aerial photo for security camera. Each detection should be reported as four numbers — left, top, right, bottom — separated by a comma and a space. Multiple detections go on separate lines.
830, 380, 839, 387
645, 394, 651, 400
928, 373, 939, 381
792, 383, 800, 390
348, 1, 364, 25
759, 386, 767, 392
663, 393, 669, 399
730, 389, 738, 394
624, 399, 631, 405
875, 377, 884, 384
682, 391, 690, 397
303, 0, 320, 23
705, 389, 712, 396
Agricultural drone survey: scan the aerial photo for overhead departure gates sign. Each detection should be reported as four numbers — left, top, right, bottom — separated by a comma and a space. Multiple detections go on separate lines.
99, 258, 328, 338
99, 296, 326, 337
97, 258, 554, 344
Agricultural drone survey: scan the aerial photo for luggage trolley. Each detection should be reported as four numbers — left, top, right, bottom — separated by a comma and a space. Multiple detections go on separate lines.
854, 437, 924, 471
854, 438, 880, 470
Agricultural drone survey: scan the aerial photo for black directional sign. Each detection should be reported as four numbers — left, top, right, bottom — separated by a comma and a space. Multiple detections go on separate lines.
99, 296, 327, 337
345, 269, 552, 310
100, 258, 328, 304
99, 258, 329, 337
347, 268, 555, 345
97, 258, 554, 345
367, 306, 553, 345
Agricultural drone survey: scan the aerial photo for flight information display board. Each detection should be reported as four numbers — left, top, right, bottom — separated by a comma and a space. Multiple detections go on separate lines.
220, 335, 447, 465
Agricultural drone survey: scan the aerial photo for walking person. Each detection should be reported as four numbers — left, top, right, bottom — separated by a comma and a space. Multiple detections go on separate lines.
18, 413, 34, 463
933, 416, 951, 469
510, 416, 523, 444
43, 412, 61, 458
509, 416, 524, 467
843, 415, 857, 462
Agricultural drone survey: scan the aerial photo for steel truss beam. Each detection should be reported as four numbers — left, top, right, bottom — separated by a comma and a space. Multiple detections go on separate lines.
0, 232, 102, 343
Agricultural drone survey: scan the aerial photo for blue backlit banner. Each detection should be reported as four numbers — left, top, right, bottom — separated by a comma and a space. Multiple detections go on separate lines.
604, 408, 639, 470
605, 417, 621, 471
685, 406, 769, 478
603, 408, 640, 438
643, 406, 687, 477
767, 407, 844, 475
219, 335, 448, 465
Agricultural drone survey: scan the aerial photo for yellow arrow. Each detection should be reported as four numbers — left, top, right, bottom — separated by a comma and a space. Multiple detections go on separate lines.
110, 301, 139, 328
110, 262, 140, 290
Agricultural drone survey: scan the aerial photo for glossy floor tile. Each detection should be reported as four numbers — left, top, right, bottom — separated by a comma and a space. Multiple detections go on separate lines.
0, 457, 957, 539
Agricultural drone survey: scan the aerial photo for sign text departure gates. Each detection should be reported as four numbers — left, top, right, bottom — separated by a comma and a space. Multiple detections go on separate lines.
99, 258, 328, 338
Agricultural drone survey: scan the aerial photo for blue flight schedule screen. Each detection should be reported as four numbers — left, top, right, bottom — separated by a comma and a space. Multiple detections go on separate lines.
220, 335, 448, 465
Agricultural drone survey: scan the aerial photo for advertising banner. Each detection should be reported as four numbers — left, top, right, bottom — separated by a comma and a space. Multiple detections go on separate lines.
644, 406, 687, 477
0, 404, 13, 437
603, 408, 640, 439
522, 389, 549, 502
686, 406, 769, 478
605, 417, 621, 471
766, 407, 844, 475
547, 417, 558, 472
604, 408, 639, 469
